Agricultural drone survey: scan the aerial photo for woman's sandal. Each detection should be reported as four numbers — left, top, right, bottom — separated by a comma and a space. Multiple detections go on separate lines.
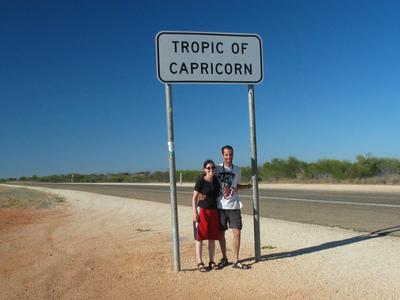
197, 262, 207, 272
232, 261, 251, 270
209, 261, 221, 270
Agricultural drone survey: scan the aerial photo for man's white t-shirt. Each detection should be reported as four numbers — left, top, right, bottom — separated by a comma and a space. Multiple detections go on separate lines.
216, 164, 243, 210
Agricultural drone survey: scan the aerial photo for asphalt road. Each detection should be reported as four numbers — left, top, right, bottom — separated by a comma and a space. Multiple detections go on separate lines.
12, 183, 400, 237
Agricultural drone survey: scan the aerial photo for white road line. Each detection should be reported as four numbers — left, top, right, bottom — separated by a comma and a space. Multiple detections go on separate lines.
136, 188, 400, 208
242, 195, 400, 208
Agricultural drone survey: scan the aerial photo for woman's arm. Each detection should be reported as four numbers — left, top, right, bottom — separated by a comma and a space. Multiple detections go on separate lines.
192, 190, 199, 222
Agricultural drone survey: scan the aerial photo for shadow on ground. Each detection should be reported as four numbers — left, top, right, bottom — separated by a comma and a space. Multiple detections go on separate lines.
242, 225, 400, 265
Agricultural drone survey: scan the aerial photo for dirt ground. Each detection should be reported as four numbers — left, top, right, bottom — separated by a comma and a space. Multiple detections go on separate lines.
0, 185, 399, 299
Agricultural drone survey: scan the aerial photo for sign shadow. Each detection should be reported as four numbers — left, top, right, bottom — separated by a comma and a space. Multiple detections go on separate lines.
242, 225, 400, 264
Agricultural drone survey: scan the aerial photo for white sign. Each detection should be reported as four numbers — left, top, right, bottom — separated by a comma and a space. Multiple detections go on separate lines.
156, 31, 263, 84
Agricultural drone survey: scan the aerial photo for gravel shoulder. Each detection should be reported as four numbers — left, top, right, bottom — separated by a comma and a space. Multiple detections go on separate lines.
0, 184, 399, 299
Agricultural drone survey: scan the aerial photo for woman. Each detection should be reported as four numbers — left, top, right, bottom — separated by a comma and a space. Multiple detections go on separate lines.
192, 159, 221, 272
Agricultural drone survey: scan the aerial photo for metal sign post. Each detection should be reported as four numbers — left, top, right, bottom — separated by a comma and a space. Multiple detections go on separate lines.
156, 31, 263, 271
165, 83, 180, 272
248, 84, 261, 261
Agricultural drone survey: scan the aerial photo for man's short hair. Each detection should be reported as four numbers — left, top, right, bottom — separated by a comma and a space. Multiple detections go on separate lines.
221, 145, 234, 153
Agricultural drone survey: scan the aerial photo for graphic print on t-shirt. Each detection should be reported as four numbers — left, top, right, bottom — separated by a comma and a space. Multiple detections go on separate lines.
218, 171, 235, 200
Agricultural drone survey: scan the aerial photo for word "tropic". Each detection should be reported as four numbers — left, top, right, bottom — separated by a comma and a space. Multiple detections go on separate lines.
172, 41, 248, 55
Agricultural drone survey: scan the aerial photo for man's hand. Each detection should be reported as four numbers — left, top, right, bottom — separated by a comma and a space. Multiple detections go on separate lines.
237, 183, 252, 190
197, 193, 206, 201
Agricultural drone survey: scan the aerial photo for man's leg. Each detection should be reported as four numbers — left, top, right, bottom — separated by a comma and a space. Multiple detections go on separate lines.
218, 209, 228, 260
208, 240, 215, 263
219, 230, 227, 259
232, 228, 241, 263
217, 209, 229, 267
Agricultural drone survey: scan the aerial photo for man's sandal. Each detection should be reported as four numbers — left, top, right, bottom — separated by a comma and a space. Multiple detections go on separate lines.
209, 261, 221, 270
197, 262, 207, 272
217, 257, 229, 268
232, 262, 251, 270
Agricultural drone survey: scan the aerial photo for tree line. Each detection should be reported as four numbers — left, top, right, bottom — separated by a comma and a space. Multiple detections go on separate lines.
2, 155, 399, 184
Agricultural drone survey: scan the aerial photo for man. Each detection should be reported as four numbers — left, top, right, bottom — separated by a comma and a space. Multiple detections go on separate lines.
216, 145, 251, 269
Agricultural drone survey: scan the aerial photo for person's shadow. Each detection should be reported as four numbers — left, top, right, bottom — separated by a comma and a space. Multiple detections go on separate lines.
242, 225, 400, 264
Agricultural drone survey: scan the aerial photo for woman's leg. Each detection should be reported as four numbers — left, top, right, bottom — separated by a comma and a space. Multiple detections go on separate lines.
195, 240, 203, 264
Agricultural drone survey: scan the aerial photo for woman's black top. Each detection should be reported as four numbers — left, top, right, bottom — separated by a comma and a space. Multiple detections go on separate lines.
194, 175, 220, 209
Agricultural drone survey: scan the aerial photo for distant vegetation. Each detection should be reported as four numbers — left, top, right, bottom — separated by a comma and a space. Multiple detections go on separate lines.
1, 155, 400, 185
256, 155, 400, 184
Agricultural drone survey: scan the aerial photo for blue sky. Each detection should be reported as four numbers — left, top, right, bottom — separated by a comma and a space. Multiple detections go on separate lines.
1, 0, 399, 179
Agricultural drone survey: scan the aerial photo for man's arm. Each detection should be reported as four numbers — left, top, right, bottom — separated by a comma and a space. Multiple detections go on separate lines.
235, 167, 251, 190
236, 183, 252, 190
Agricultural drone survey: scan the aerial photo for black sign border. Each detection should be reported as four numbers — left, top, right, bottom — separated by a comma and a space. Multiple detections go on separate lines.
156, 31, 264, 85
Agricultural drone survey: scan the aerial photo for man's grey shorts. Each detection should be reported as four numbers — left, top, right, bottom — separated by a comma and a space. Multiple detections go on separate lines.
219, 209, 242, 230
